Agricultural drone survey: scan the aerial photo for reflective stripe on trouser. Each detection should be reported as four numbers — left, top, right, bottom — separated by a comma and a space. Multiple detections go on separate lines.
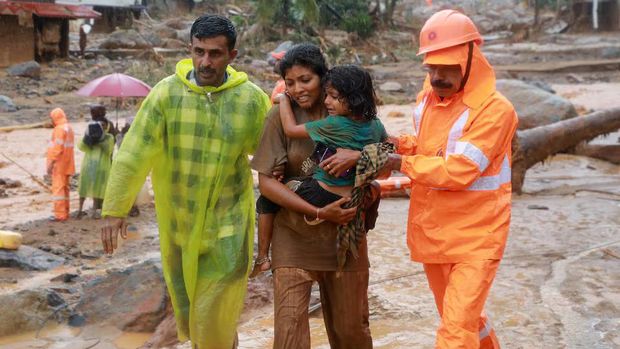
52, 174, 70, 220
424, 260, 501, 349
272, 267, 372, 349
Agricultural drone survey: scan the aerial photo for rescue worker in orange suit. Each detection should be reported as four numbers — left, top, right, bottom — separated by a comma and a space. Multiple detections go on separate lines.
384, 10, 518, 349
47, 108, 75, 222
269, 50, 286, 104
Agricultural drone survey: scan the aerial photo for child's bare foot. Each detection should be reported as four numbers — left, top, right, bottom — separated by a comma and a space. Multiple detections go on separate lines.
249, 256, 271, 278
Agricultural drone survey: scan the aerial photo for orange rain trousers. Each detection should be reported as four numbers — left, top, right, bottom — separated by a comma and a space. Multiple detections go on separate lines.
424, 260, 501, 349
51, 173, 71, 220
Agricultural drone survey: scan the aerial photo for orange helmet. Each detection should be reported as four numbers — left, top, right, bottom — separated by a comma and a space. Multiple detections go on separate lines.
418, 10, 483, 55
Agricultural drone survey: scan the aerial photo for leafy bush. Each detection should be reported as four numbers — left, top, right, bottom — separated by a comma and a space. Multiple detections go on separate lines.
319, 0, 375, 38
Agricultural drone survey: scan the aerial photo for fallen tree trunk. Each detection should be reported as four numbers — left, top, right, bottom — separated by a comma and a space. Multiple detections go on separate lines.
512, 107, 620, 193
574, 144, 620, 164
0, 122, 49, 133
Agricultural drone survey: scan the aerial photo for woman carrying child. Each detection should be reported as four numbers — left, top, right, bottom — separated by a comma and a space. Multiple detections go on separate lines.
251, 43, 386, 349
76, 121, 114, 218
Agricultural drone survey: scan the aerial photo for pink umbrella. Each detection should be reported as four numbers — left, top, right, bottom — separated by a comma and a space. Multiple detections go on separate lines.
76, 73, 151, 97
76, 73, 151, 126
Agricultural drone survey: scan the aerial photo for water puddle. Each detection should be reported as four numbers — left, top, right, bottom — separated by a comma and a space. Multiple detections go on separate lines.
0, 324, 151, 349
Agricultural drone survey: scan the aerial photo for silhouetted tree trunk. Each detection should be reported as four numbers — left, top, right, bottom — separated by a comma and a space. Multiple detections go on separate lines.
512, 107, 620, 193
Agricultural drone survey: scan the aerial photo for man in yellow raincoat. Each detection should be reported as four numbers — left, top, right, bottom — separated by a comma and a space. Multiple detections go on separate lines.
385, 10, 518, 349
100, 15, 270, 349
47, 108, 75, 222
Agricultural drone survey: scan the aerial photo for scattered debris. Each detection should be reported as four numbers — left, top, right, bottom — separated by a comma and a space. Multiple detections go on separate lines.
527, 204, 549, 210
387, 110, 405, 118
7, 61, 41, 79
0, 95, 17, 112
379, 81, 403, 92
496, 79, 577, 130
0, 245, 65, 271
50, 273, 80, 283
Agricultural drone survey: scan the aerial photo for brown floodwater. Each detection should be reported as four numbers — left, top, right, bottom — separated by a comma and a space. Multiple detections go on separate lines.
0, 324, 151, 349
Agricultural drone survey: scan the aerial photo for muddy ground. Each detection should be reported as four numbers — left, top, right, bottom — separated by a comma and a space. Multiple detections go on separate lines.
1, 88, 619, 349
1, 17, 619, 349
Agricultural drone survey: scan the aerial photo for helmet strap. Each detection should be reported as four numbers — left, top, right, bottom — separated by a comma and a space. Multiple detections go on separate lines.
459, 41, 474, 92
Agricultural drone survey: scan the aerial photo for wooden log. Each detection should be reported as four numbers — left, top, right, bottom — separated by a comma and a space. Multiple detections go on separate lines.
0, 121, 49, 133
574, 143, 620, 164
512, 107, 620, 193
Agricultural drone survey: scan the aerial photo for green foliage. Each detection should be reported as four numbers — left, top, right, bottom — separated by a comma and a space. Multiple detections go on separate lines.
534, 0, 569, 9
341, 13, 374, 38
319, 0, 375, 38
254, 0, 376, 38
255, 0, 320, 27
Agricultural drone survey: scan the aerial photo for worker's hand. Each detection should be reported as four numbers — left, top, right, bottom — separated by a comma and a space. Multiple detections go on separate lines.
320, 148, 360, 177
376, 164, 393, 179
101, 216, 128, 254
386, 154, 403, 172
386, 135, 400, 149
320, 197, 356, 225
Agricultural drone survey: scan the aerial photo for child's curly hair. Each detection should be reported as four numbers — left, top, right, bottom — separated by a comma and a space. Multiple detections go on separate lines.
323, 65, 377, 121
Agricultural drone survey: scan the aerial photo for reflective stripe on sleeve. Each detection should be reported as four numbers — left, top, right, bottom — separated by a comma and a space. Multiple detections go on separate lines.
467, 155, 511, 191
413, 97, 427, 135
445, 109, 469, 156
479, 316, 493, 340
453, 141, 489, 173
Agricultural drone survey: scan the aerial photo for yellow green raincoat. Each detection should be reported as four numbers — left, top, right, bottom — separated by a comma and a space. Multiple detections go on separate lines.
77, 134, 114, 199
102, 59, 270, 348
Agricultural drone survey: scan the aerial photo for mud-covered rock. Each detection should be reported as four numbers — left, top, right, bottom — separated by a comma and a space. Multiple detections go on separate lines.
0, 288, 68, 337
152, 24, 177, 40
0, 95, 17, 112
175, 28, 191, 42
99, 30, 151, 50
75, 258, 167, 332
162, 38, 187, 49
379, 81, 404, 92
496, 79, 578, 129
7, 61, 41, 79
0, 245, 65, 270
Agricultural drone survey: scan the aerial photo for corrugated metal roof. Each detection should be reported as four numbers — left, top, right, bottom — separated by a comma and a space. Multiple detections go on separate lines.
0, 0, 101, 19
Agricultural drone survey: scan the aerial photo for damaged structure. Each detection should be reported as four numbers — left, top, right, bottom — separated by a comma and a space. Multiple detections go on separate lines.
572, 0, 620, 30
0, 0, 100, 67
56, 0, 143, 32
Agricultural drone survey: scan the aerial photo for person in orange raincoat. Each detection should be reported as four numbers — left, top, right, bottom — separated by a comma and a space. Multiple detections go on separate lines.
269, 50, 286, 104
384, 10, 518, 349
47, 108, 75, 221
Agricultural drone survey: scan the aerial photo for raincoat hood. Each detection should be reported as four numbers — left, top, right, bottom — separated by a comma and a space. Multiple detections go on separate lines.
423, 43, 495, 109
50, 108, 68, 126
175, 58, 248, 94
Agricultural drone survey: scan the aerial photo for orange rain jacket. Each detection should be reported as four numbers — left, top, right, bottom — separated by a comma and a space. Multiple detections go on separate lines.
398, 43, 518, 263
47, 108, 75, 175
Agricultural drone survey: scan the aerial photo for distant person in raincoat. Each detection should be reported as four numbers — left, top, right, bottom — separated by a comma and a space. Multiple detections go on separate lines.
46, 108, 75, 222
89, 104, 118, 138
269, 50, 286, 104
383, 10, 518, 349
100, 14, 270, 349
79, 23, 90, 57
76, 121, 114, 219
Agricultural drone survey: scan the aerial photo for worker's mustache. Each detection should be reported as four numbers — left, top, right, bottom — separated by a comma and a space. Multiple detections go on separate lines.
430, 79, 453, 89
198, 66, 216, 74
